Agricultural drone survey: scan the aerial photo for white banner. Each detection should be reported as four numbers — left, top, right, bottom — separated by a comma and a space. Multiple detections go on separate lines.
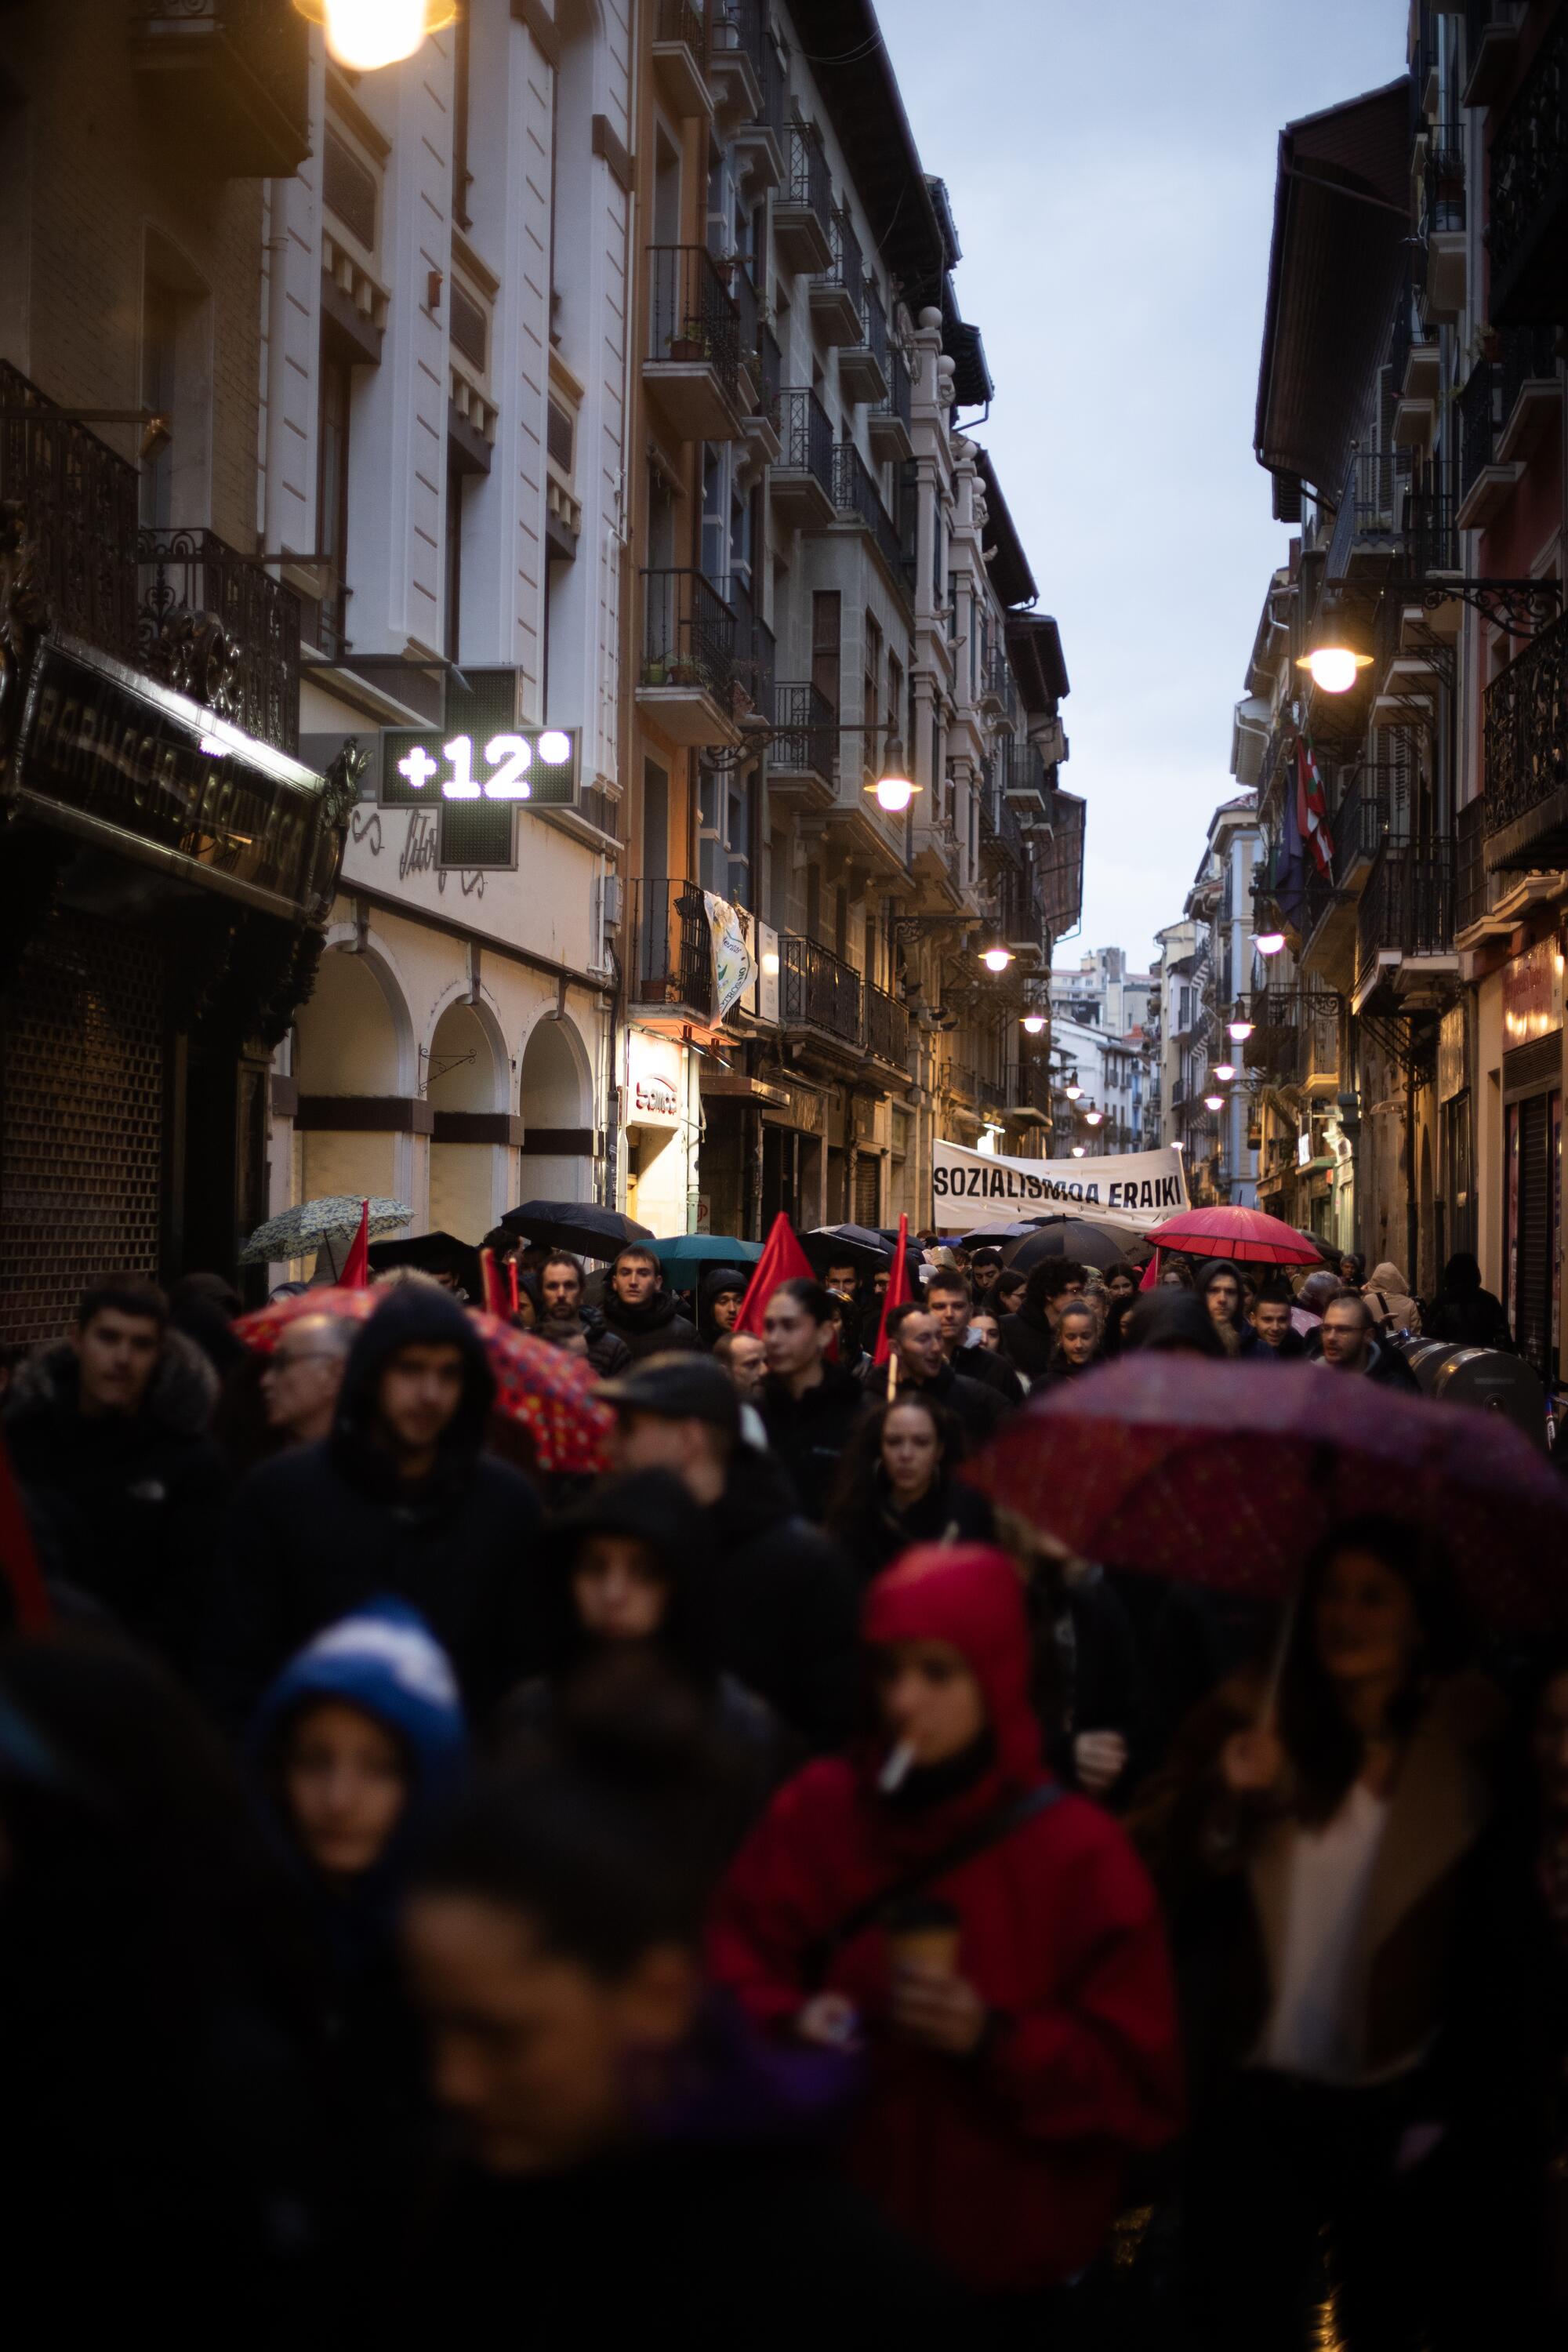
704, 892, 757, 1025
933, 1138, 1190, 1232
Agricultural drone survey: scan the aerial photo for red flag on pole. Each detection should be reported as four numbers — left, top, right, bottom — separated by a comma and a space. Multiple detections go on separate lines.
479, 1246, 506, 1317
0, 1428, 50, 1633
1140, 1249, 1163, 1292
507, 1257, 520, 1317
733, 1212, 815, 1338
873, 1214, 913, 1367
340, 1199, 372, 1291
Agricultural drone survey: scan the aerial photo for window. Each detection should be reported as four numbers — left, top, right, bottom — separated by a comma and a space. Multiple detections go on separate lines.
642, 759, 670, 880
811, 590, 840, 718
140, 242, 212, 532
315, 342, 353, 655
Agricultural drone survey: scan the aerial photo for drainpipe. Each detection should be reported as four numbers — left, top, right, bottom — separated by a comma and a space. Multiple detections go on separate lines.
1406, 1058, 1420, 1298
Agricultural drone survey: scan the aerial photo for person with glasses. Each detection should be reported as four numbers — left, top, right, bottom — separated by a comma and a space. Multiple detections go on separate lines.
259, 1315, 357, 1450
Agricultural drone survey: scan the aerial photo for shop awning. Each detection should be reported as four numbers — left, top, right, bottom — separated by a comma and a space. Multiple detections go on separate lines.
1254, 78, 1411, 501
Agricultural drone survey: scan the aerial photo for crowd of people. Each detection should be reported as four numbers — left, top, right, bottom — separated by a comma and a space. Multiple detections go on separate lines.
0, 1223, 1563, 2348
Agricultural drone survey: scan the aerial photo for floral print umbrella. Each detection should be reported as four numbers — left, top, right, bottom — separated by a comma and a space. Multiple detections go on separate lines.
239, 1197, 410, 1266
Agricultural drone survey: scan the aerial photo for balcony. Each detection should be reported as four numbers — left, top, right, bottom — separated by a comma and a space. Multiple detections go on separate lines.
1463, 0, 1525, 108
1324, 449, 1414, 583
1487, 5, 1568, 327
810, 207, 866, 348
863, 982, 911, 1078
731, 261, 781, 459
840, 279, 890, 407
995, 735, 1051, 822
769, 387, 835, 531
643, 247, 744, 443
1454, 794, 1559, 947
708, 0, 765, 122
140, 528, 302, 756
1418, 125, 1466, 319
1036, 789, 1085, 941
768, 682, 837, 807
868, 344, 913, 463
637, 569, 741, 748
1354, 842, 1458, 1014
780, 935, 862, 1049
728, 575, 774, 727
1482, 611, 1568, 874
631, 877, 715, 1026
775, 121, 833, 274
831, 443, 909, 601
0, 361, 139, 664
735, 24, 786, 192
652, 0, 711, 120
996, 864, 1047, 964
1004, 1062, 1053, 1123
978, 772, 1025, 869
130, 0, 310, 179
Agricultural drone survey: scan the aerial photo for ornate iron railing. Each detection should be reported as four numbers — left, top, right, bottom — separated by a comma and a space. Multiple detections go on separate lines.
832, 441, 906, 586
775, 387, 833, 493
782, 119, 832, 234
0, 361, 139, 662
646, 246, 742, 406
727, 573, 774, 719
641, 568, 736, 699
139, 528, 301, 753
631, 877, 713, 1016
863, 981, 909, 1071
873, 344, 913, 437
1421, 122, 1465, 235
1488, 7, 1567, 307
815, 204, 863, 303
1356, 841, 1456, 989
1482, 609, 1568, 851
771, 681, 837, 782
731, 263, 780, 425
780, 934, 862, 1044
1325, 448, 1413, 579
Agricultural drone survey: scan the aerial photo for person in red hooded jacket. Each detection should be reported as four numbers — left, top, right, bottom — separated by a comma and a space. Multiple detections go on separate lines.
709, 1544, 1182, 2309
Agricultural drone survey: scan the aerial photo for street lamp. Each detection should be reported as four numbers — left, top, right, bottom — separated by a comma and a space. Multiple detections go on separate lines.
864, 734, 920, 815
1227, 1018, 1254, 1044
293, 0, 457, 71
1071, 1145, 1086, 1159
1021, 1013, 1047, 1035
1063, 1076, 1082, 1102
981, 945, 1014, 974
1295, 642, 1374, 695
1084, 1109, 1103, 1127
1214, 1062, 1236, 1082
1204, 1093, 1225, 1112
1256, 931, 1287, 956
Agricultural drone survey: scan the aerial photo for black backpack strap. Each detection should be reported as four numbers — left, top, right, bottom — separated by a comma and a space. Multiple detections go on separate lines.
806, 1780, 1065, 1987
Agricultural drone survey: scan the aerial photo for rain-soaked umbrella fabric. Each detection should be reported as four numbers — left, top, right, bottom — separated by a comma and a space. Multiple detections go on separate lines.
502, 1200, 653, 1259
239, 1196, 410, 1266
1148, 1205, 1320, 1268
234, 1287, 380, 1352
366, 1230, 483, 1301
650, 1235, 764, 1288
802, 1224, 897, 1276
1008, 1219, 1145, 1274
967, 1355, 1568, 1634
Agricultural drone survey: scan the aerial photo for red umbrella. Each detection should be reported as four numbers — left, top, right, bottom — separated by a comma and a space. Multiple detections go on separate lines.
967, 1355, 1568, 1632
1148, 1205, 1320, 1268
234, 1287, 380, 1352
466, 1312, 615, 1474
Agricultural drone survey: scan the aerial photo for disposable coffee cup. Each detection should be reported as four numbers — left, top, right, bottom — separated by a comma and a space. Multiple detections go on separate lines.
885, 1896, 960, 1976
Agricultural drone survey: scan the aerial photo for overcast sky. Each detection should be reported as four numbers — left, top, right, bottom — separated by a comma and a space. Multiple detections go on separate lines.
882, 0, 1406, 973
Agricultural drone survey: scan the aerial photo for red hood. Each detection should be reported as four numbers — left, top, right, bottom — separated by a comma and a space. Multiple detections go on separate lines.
862, 1544, 1042, 1790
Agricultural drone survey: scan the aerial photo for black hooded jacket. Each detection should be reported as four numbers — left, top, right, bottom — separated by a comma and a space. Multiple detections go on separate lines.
757, 1363, 871, 1521
698, 1268, 750, 1348
600, 1285, 705, 1362
203, 1288, 542, 1733
696, 1450, 860, 1747
4, 1334, 227, 1670
996, 1301, 1058, 1381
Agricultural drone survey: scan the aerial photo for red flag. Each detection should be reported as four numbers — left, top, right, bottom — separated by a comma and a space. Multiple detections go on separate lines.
1139, 1248, 1163, 1292
0, 1428, 50, 1632
1297, 737, 1333, 881
479, 1246, 505, 1316
507, 1258, 520, 1316
873, 1214, 913, 1367
733, 1212, 815, 1338
339, 1199, 372, 1290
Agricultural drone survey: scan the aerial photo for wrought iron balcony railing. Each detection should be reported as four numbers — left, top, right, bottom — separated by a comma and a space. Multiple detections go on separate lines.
873, 344, 913, 438
1324, 448, 1414, 579
832, 441, 906, 589
139, 528, 301, 754
1487, 5, 1568, 322
641, 568, 736, 700
1356, 841, 1456, 990
710, 0, 768, 77
1482, 609, 1568, 867
771, 681, 837, 782
654, 0, 706, 55
646, 246, 742, 406
1004, 1062, 1054, 1118
747, 20, 787, 137
727, 573, 774, 719
780, 934, 862, 1044
782, 119, 832, 235
0, 361, 139, 663
863, 982, 909, 1072
631, 877, 714, 1017
775, 387, 833, 493
815, 205, 863, 303
731, 260, 781, 425
1421, 123, 1466, 236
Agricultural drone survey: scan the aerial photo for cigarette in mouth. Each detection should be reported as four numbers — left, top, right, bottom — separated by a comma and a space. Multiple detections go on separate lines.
879, 1740, 916, 1794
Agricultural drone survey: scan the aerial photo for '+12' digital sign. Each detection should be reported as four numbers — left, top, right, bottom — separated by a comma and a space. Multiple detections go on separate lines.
386, 728, 578, 804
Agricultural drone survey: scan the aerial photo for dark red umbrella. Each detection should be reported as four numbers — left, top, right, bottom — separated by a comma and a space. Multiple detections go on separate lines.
967, 1355, 1568, 1632
1148, 1205, 1319, 1267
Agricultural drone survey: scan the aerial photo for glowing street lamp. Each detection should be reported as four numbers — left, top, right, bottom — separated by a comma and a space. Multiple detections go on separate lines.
1214, 1062, 1236, 1082
865, 735, 920, 815
1227, 1018, 1254, 1044
1256, 931, 1287, 956
293, 0, 456, 71
1204, 1093, 1225, 1112
1295, 641, 1373, 695
1022, 1012, 1047, 1035
1063, 1079, 1082, 1102
1084, 1109, 1103, 1127
1071, 1145, 1086, 1159
982, 945, 1014, 974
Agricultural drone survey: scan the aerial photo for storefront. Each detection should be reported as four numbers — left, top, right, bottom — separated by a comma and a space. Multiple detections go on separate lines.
622, 1028, 698, 1237
1500, 936, 1564, 1389
0, 628, 347, 1338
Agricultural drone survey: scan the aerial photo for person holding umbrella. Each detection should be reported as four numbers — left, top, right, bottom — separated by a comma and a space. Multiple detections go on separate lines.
1132, 1515, 1501, 2350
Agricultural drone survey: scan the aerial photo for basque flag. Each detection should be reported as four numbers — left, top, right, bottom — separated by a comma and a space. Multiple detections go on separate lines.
1297, 735, 1334, 881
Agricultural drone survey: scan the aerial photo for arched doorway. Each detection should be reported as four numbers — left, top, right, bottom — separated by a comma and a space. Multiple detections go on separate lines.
427, 998, 505, 1241
292, 946, 407, 1203
518, 1016, 593, 1206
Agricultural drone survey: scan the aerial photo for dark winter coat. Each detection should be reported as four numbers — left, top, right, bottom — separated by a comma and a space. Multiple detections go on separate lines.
1424, 1287, 1513, 1351
698, 1452, 861, 1747
4, 1334, 227, 1671
1240, 1325, 1308, 1363
711, 1546, 1183, 2295
885, 1356, 1009, 1450
204, 1288, 542, 1733
599, 1286, 704, 1362
1305, 1329, 1422, 1392
827, 1468, 996, 1585
758, 1363, 871, 1521
574, 1306, 632, 1378
950, 1338, 1024, 1404
996, 1301, 1058, 1381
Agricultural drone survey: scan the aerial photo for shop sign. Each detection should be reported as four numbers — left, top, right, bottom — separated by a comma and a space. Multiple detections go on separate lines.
633, 1073, 679, 1120
13, 635, 341, 924
1503, 938, 1565, 1049
626, 1033, 683, 1129
1438, 1006, 1466, 1104
1297, 1129, 1312, 1168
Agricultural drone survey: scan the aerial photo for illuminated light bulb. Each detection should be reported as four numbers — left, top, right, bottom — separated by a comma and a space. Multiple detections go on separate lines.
1301, 645, 1367, 695
1204, 1093, 1225, 1112
1214, 1062, 1236, 1082
1256, 931, 1287, 956
873, 776, 916, 814
761, 950, 779, 977
1227, 1020, 1254, 1043
1071, 1145, 1086, 1159
294, 0, 457, 73
1084, 1109, 1103, 1127
1064, 1083, 1082, 1101
982, 946, 1013, 974
1022, 1014, 1046, 1035
538, 730, 572, 764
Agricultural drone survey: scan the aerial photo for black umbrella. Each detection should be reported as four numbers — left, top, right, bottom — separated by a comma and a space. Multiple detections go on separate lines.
502, 1200, 653, 1261
958, 1219, 1055, 1250
366, 1230, 484, 1300
802, 1223, 895, 1277
1008, 1218, 1140, 1274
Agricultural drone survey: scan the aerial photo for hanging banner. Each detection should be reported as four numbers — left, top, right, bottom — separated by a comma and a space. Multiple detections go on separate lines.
933, 1138, 1190, 1231
704, 891, 757, 1024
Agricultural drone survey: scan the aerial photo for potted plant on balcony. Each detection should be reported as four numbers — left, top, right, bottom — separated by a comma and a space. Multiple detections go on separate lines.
643, 653, 670, 687
668, 321, 711, 364
668, 653, 702, 687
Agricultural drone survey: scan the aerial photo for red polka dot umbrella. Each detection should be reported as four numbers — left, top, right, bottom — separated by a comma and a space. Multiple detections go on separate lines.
466, 1311, 615, 1475
1147, 1206, 1322, 1268
967, 1355, 1568, 1633
234, 1287, 379, 1351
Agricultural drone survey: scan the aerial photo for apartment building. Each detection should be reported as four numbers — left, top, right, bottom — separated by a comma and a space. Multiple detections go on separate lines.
1239, 0, 1565, 1375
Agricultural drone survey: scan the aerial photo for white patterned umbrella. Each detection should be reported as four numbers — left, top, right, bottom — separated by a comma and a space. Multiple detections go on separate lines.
239, 1196, 411, 1266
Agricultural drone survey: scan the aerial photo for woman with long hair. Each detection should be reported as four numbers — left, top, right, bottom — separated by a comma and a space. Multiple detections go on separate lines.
1035, 1300, 1104, 1391
1133, 1516, 1500, 2349
825, 1392, 992, 1583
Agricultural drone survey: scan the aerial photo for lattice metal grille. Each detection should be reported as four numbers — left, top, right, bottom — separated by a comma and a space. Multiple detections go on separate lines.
1, 913, 165, 1343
